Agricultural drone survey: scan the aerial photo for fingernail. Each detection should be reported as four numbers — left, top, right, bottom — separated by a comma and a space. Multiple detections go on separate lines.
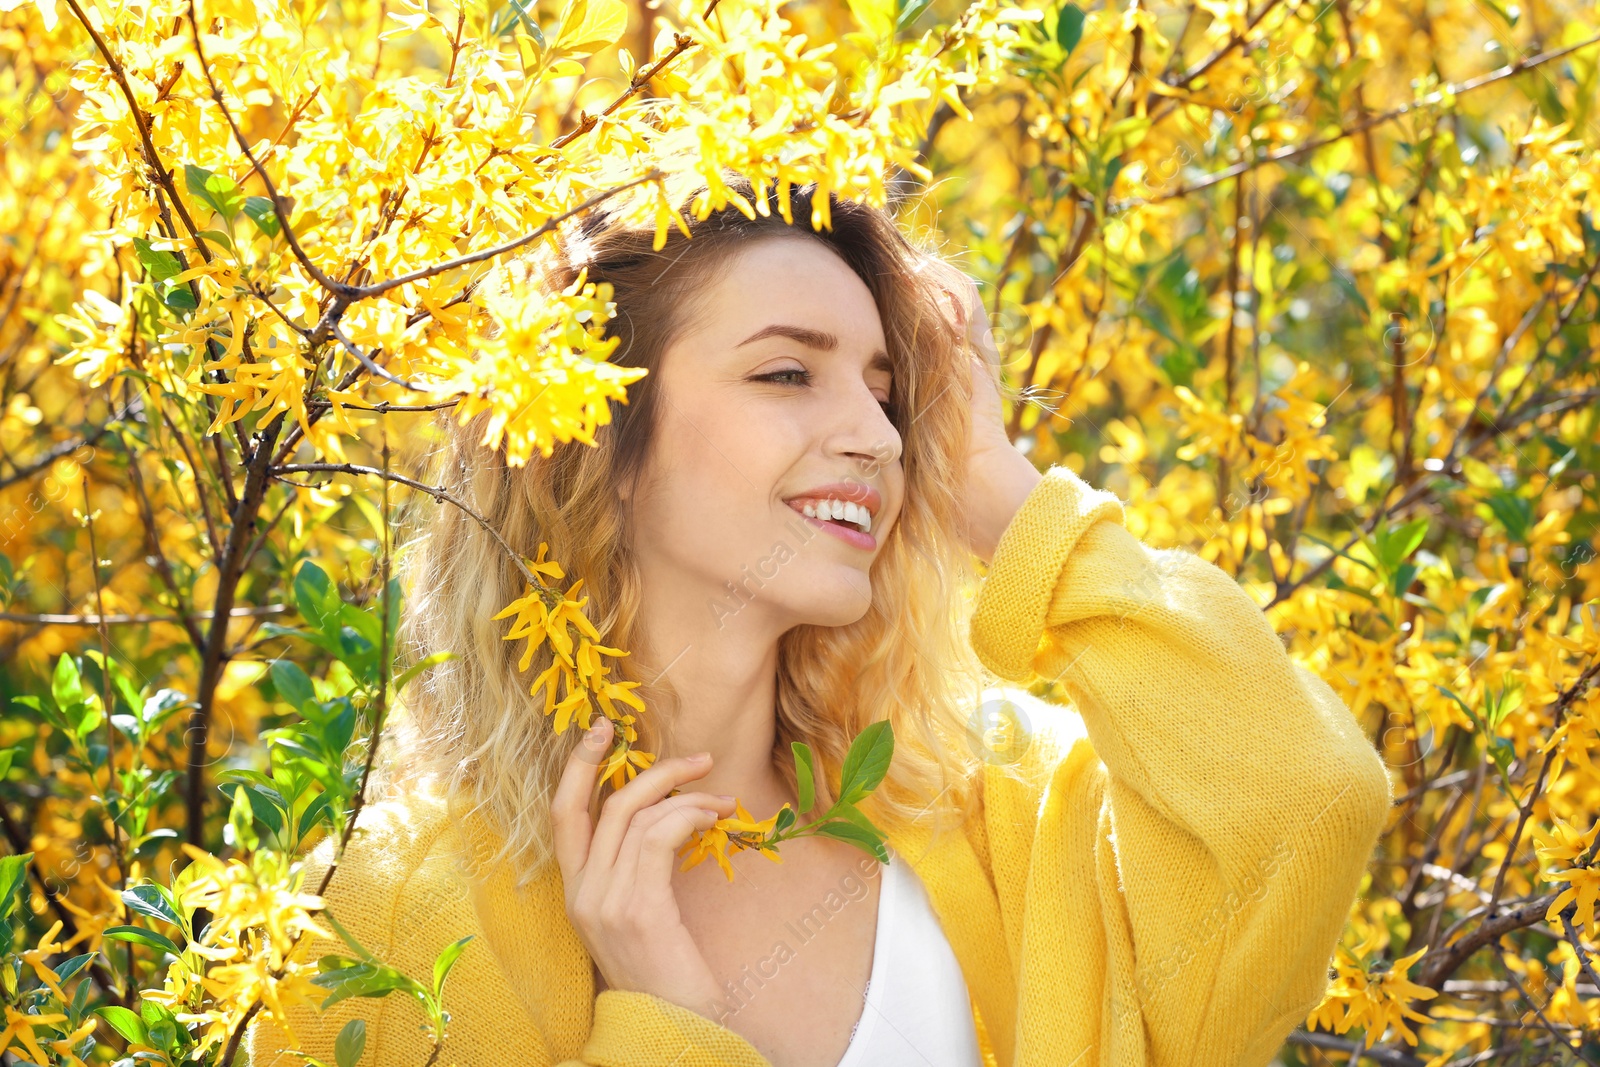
687, 751, 710, 762
716, 794, 735, 801
585, 723, 607, 744
701, 809, 722, 819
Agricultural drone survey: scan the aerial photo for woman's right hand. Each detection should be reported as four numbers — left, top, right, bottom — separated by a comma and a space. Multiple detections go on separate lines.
551, 715, 738, 1018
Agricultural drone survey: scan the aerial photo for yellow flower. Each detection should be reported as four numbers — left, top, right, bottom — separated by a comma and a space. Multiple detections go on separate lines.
676, 800, 786, 882
1536, 819, 1600, 935
48, 1017, 96, 1066
1307, 938, 1439, 1048
0, 1007, 69, 1066
20, 919, 69, 1000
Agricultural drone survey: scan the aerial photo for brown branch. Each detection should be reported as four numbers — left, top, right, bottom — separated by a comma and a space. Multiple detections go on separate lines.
1164, 0, 1287, 92
271, 463, 535, 584
330, 323, 440, 395
0, 606, 288, 626
347, 171, 662, 300
549, 33, 698, 150
1418, 892, 1560, 988
0, 424, 115, 491
185, 0, 347, 296
1560, 907, 1600, 998
157, 405, 225, 556
186, 412, 287, 846
1484, 658, 1600, 909
123, 438, 209, 651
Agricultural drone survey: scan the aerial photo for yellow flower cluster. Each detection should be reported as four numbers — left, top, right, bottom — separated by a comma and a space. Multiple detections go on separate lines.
496, 543, 790, 880
1535, 817, 1600, 938
494, 544, 655, 781
1306, 930, 1439, 1048
440, 268, 646, 465
141, 845, 332, 1054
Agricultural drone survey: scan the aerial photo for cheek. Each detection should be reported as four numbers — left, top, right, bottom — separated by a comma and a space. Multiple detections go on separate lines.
650, 397, 791, 520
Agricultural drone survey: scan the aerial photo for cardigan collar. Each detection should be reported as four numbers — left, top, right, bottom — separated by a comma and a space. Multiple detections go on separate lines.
452, 790, 1015, 1065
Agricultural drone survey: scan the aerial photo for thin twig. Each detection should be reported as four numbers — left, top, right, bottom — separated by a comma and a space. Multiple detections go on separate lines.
271, 463, 535, 584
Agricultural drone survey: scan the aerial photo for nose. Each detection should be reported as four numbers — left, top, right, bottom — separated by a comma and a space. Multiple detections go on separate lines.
823, 379, 902, 477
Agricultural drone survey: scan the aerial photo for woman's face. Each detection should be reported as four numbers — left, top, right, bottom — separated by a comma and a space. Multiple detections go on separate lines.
625, 234, 905, 638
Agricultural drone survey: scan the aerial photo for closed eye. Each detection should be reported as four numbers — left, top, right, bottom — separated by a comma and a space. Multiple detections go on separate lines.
752, 368, 895, 414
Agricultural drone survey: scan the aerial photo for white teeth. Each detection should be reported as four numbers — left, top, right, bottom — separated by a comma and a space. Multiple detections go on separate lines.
793, 498, 872, 534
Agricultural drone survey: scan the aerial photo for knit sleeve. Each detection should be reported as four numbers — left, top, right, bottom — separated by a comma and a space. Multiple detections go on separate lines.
557, 991, 774, 1066
968, 464, 1393, 1065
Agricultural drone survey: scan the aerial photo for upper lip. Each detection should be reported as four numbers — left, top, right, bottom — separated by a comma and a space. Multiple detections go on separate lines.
783, 482, 882, 520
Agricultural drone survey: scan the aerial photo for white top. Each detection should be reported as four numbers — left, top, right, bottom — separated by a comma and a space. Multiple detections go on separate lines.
834, 846, 984, 1067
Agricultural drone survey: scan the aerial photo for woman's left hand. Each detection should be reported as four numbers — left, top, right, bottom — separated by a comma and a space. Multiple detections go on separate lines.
934, 270, 1042, 564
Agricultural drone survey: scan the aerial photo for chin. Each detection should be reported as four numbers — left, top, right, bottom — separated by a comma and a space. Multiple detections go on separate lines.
786, 567, 876, 628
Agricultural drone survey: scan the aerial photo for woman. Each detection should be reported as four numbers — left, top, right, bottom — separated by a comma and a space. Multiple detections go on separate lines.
248, 176, 1393, 1067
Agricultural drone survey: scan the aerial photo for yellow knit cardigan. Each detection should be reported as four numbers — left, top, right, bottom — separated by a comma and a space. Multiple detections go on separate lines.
248, 463, 1394, 1067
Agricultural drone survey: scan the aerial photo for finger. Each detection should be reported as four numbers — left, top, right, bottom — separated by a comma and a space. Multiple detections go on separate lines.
612, 802, 720, 901
588, 752, 715, 873
551, 716, 615, 876
629, 791, 736, 835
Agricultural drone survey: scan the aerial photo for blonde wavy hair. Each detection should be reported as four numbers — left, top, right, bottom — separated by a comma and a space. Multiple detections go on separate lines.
390, 174, 998, 883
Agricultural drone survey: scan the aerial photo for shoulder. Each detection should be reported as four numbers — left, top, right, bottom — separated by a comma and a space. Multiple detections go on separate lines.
306, 785, 469, 957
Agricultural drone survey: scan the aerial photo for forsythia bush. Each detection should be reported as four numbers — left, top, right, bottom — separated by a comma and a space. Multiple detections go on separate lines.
0, 0, 1597, 1058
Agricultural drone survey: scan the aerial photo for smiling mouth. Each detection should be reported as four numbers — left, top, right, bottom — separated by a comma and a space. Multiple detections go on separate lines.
788, 499, 871, 534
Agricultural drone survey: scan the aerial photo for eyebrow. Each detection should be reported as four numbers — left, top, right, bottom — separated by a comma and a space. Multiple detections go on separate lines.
735, 323, 892, 372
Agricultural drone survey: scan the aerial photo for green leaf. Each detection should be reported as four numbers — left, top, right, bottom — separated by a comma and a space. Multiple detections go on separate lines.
298, 790, 335, 838
294, 562, 344, 636
52, 653, 84, 712
335, 1019, 367, 1067
96, 1005, 150, 1045
894, 0, 933, 34
553, 0, 626, 55
271, 659, 318, 713
431, 935, 474, 999
122, 883, 182, 928
830, 802, 880, 838
163, 285, 198, 313
0, 852, 33, 921
1376, 517, 1429, 571
103, 925, 183, 957
220, 782, 286, 838
242, 196, 281, 237
393, 651, 456, 694
813, 820, 888, 863
792, 741, 815, 814
141, 999, 180, 1050
313, 959, 424, 1009
323, 909, 379, 962
133, 237, 183, 283
1056, 2, 1084, 52
184, 164, 245, 220
1482, 491, 1533, 543
56, 951, 97, 983
838, 720, 894, 804
196, 228, 235, 253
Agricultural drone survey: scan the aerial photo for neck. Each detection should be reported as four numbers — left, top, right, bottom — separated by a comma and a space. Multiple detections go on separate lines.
630, 561, 797, 817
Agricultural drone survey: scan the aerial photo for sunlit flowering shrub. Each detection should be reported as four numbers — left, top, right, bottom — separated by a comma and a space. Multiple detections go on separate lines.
1, 0, 1598, 1059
